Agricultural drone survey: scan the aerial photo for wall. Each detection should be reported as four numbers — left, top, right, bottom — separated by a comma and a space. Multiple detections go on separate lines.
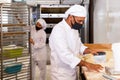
94, 0, 120, 43
0, 0, 11, 3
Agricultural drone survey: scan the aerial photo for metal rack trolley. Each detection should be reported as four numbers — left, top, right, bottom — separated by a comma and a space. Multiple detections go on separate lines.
0, 3, 32, 80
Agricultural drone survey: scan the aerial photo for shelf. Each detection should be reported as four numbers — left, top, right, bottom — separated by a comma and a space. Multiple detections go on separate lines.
0, 3, 31, 80
40, 4, 70, 28
40, 4, 71, 8
61, 0, 82, 4
3, 32, 26, 36
0, 24, 27, 27
36, 0, 60, 4
40, 14, 65, 18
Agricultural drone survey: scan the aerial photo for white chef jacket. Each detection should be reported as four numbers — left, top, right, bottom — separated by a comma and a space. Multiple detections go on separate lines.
49, 19, 87, 80
31, 26, 47, 61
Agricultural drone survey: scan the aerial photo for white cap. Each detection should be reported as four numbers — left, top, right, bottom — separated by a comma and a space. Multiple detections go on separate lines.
64, 4, 87, 18
36, 19, 47, 29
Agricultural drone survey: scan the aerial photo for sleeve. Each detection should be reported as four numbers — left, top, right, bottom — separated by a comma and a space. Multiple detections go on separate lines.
79, 41, 88, 54
50, 28, 81, 69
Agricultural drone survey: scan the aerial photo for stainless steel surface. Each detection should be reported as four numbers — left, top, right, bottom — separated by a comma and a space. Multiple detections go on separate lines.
61, 0, 82, 4
36, 0, 60, 4
40, 4, 70, 28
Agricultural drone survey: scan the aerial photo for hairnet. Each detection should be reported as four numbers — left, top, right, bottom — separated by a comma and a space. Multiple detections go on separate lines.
36, 19, 47, 29
64, 4, 87, 18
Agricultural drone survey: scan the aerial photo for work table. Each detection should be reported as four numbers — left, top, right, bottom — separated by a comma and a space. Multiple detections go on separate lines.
81, 44, 120, 80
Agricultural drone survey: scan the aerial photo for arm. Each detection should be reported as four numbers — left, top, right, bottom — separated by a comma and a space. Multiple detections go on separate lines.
83, 48, 99, 55
78, 38, 98, 55
79, 38, 88, 54
79, 39, 103, 71
78, 60, 103, 72
79, 45, 103, 72
30, 38, 34, 45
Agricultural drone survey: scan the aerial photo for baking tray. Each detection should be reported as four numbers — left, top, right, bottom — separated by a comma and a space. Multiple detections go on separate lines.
3, 46, 23, 58
4, 62, 22, 74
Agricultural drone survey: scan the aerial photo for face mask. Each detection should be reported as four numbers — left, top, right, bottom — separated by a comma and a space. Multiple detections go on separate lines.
35, 25, 42, 31
72, 16, 83, 30
72, 22, 83, 30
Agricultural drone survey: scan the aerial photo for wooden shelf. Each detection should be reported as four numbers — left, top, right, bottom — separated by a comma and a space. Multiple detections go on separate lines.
3, 32, 26, 36
0, 24, 27, 27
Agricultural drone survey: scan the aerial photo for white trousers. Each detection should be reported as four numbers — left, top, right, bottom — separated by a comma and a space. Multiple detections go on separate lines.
32, 57, 46, 80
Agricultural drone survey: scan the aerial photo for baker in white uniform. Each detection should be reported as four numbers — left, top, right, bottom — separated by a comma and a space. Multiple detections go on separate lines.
49, 4, 103, 80
30, 19, 47, 80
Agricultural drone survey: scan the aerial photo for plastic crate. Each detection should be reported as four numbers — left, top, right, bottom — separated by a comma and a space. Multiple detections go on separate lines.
4, 62, 22, 74
3, 47, 23, 58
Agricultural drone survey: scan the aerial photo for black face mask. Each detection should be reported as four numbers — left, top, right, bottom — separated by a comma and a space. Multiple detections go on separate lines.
72, 22, 83, 30
35, 25, 42, 31
72, 17, 83, 30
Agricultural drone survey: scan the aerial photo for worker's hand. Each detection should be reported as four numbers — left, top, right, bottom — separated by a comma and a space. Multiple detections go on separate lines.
79, 60, 103, 72
30, 38, 34, 45
84, 48, 103, 55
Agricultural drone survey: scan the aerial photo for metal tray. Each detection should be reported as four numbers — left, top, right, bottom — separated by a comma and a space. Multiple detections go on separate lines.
61, 0, 82, 4
37, 0, 60, 4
